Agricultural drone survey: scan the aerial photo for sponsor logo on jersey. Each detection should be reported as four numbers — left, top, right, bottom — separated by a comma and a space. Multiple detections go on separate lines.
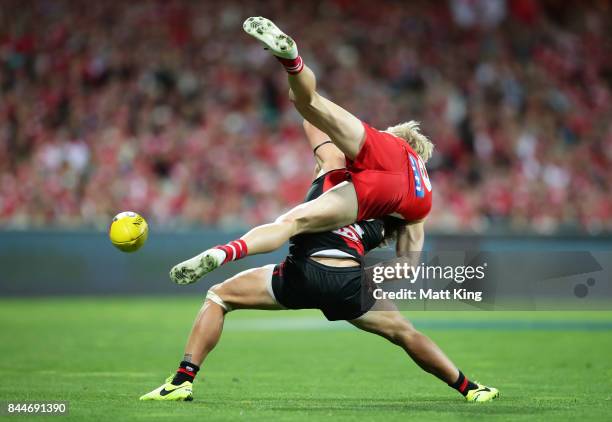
332, 224, 365, 255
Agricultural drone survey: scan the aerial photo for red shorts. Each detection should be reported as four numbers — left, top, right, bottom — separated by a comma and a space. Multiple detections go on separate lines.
346, 122, 432, 221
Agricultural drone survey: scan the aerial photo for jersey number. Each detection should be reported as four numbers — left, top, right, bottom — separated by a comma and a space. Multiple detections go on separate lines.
409, 155, 432, 198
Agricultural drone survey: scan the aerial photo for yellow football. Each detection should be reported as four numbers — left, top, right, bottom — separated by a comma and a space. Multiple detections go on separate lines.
109, 211, 148, 252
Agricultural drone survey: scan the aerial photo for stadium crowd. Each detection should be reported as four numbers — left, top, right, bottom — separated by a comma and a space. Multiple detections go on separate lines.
1, 0, 611, 233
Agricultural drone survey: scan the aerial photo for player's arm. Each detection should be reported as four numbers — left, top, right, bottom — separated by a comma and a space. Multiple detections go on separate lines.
395, 220, 425, 266
303, 119, 346, 174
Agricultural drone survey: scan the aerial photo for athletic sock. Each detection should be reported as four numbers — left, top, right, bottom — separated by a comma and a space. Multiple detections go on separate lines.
275, 55, 304, 74
449, 370, 478, 396
214, 239, 248, 265
171, 361, 200, 385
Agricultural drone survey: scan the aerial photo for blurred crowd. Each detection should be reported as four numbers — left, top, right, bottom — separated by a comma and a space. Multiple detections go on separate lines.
1, 0, 611, 234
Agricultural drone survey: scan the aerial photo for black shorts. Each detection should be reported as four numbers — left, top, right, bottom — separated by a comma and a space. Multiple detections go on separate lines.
271, 255, 376, 321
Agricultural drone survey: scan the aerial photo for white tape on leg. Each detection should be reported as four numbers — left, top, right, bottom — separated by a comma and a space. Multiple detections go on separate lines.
206, 290, 232, 312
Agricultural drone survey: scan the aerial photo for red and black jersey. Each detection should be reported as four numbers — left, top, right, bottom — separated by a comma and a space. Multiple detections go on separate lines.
289, 169, 385, 260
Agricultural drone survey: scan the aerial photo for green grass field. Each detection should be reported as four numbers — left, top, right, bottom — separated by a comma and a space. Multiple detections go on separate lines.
1, 298, 611, 421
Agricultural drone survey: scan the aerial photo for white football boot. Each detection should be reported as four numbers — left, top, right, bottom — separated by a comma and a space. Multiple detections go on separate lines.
243, 16, 298, 59
169, 248, 226, 285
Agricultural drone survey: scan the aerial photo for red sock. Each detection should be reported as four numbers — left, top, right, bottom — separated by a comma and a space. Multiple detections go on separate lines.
171, 361, 200, 386
449, 371, 478, 396
215, 239, 248, 264
275, 55, 304, 74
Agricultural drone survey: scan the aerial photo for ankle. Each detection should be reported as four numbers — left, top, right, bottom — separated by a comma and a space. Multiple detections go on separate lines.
215, 239, 248, 264
171, 361, 200, 385
449, 370, 478, 396
276, 55, 304, 74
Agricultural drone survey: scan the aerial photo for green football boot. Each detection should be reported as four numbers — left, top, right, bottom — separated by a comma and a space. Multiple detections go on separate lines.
139, 375, 193, 401
465, 383, 500, 403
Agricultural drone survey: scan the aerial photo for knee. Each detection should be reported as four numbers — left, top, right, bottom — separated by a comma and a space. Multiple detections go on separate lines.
206, 283, 232, 313
274, 209, 310, 233
274, 212, 293, 225
209, 283, 223, 296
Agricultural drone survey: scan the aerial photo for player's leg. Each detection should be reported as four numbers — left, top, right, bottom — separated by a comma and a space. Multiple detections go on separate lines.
183, 265, 281, 365
288, 67, 365, 160
348, 305, 499, 402
140, 265, 281, 401
170, 181, 358, 285
243, 17, 365, 159
243, 180, 356, 249
350, 308, 459, 383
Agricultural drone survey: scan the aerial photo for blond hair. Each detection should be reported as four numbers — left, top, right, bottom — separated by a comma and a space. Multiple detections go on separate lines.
385, 121, 434, 162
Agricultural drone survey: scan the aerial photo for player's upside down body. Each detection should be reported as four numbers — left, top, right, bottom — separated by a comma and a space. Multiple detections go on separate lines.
141, 20, 500, 400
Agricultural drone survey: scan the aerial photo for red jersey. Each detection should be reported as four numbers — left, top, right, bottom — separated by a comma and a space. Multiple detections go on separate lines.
346, 122, 432, 222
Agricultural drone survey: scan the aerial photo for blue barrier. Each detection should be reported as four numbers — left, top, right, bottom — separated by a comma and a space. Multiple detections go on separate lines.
0, 229, 610, 296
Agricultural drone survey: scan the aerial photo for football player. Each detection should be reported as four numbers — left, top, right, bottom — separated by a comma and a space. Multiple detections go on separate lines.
140, 122, 498, 403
